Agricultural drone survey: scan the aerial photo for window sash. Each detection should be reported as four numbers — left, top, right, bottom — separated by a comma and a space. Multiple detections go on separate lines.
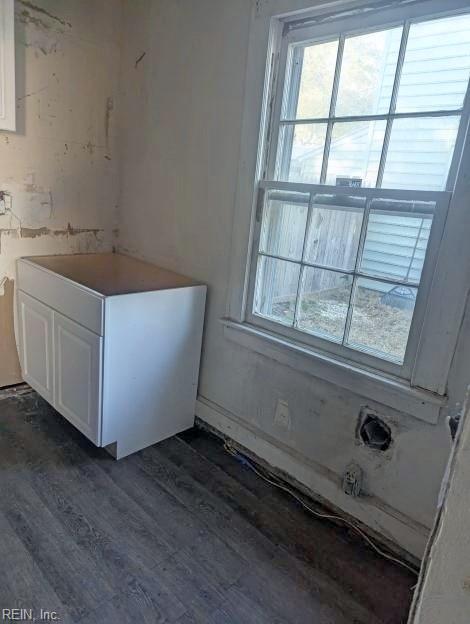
266, 3, 470, 192
244, 1, 470, 378
278, 109, 463, 125
246, 180, 451, 378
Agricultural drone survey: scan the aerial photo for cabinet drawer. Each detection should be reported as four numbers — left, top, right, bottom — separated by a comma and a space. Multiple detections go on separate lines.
17, 259, 104, 335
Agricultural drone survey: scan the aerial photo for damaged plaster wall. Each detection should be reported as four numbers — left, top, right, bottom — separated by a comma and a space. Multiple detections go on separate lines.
0, 278, 21, 386
116, 0, 470, 558
0, 0, 123, 386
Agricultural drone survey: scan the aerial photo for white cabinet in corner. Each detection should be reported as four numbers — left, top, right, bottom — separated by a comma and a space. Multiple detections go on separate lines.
16, 253, 207, 459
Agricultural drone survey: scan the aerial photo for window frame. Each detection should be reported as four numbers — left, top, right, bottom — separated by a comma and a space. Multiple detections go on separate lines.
0, 0, 15, 132
244, 0, 470, 381
246, 180, 451, 378
224, 0, 470, 413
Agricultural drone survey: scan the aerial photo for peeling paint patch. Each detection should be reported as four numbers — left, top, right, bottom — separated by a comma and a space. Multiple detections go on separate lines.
18, 0, 72, 29
255, 0, 269, 17
20, 226, 50, 239
19, 8, 52, 30
19, 224, 104, 240
23, 40, 59, 56
60, 223, 103, 237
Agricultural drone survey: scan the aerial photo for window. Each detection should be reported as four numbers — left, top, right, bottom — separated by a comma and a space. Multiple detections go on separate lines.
247, 5, 470, 376
0, 0, 15, 132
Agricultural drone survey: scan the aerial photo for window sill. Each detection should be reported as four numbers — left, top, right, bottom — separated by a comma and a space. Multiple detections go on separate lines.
221, 319, 446, 424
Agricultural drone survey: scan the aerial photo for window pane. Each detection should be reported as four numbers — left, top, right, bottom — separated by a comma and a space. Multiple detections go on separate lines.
382, 116, 459, 191
254, 256, 300, 325
347, 277, 417, 362
326, 120, 387, 187
297, 268, 352, 341
304, 195, 365, 270
260, 191, 309, 261
294, 40, 339, 119
275, 123, 327, 183
360, 202, 434, 284
396, 14, 470, 113
335, 27, 403, 116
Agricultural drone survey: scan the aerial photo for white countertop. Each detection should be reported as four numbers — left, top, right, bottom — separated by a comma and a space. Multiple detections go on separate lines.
24, 253, 200, 296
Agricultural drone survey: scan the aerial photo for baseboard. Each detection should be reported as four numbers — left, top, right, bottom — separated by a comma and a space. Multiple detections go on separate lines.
196, 395, 429, 562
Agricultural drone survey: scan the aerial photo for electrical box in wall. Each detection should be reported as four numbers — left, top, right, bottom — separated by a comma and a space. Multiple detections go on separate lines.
342, 463, 363, 497
0, 191, 11, 215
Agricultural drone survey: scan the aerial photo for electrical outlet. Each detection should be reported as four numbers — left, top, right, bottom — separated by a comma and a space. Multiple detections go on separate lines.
274, 399, 291, 430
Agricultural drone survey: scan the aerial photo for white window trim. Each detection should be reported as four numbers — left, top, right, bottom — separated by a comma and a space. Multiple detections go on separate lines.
221, 318, 445, 423
225, 0, 470, 420
0, 0, 15, 132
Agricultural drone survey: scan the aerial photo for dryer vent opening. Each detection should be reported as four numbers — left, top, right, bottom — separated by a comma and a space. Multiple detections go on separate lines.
360, 415, 392, 451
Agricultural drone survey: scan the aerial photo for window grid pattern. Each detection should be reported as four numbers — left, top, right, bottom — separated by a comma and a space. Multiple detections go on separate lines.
249, 9, 470, 369
254, 186, 434, 363
274, 14, 470, 191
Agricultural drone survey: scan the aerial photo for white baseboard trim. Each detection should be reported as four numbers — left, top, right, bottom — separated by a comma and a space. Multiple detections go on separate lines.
196, 395, 430, 560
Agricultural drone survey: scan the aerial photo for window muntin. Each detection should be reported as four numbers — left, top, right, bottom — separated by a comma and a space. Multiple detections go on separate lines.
274, 12, 470, 191
252, 187, 437, 364
248, 7, 469, 372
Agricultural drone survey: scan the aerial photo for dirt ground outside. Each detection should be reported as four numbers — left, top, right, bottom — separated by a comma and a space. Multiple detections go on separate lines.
272, 286, 414, 362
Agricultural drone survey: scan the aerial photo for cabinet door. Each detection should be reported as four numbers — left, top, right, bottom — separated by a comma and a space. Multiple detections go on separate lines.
17, 291, 54, 402
54, 312, 102, 445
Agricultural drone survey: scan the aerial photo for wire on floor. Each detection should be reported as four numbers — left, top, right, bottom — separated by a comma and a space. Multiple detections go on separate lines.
223, 440, 418, 577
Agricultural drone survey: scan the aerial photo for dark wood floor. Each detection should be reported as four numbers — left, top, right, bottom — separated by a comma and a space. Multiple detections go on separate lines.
0, 389, 415, 623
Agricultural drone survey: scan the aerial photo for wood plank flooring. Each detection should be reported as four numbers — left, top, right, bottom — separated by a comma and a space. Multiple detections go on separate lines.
0, 390, 416, 623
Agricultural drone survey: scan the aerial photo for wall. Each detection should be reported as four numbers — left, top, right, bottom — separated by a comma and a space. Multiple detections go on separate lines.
409, 401, 470, 623
115, 0, 470, 558
0, 0, 123, 386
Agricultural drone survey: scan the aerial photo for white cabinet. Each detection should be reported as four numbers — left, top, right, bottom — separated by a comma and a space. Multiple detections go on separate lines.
16, 253, 206, 459
54, 313, 102, 446
17, 291, 54, 403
